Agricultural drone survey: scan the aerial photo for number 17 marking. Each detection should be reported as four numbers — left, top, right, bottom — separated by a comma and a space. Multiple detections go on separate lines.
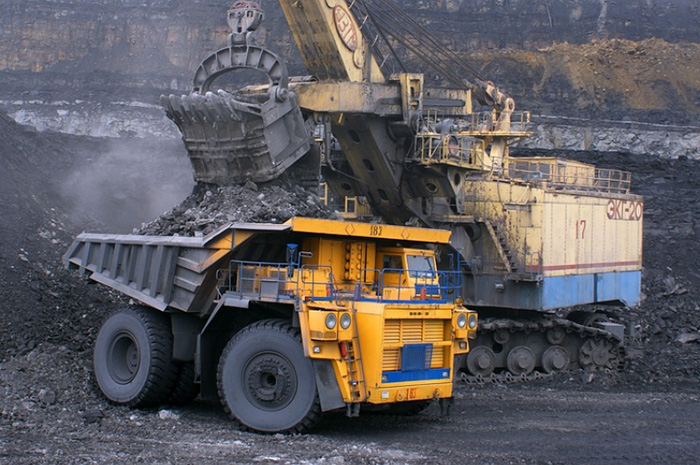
575, 220, 586, 240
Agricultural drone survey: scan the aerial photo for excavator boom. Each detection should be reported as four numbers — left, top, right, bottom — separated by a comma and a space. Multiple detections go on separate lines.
279, 0, 384, 83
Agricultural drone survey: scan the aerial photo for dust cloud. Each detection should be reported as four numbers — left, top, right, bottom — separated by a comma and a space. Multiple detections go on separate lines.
59, 137, 195, 233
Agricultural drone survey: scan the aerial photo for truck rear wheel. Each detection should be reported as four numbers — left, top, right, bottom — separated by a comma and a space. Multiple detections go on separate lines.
217, 319, 321, 433
168, 362, 200, 405
93, 307, 177, 408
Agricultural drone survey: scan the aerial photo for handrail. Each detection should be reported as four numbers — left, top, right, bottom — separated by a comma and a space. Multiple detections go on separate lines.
414, 133, 486, 170
379, 268, 462, 303
218, 259, 463, 304
235, 260, 297, 302
457, 110, 533, 135
505, 160, 632, 194
300, 264, 337, 300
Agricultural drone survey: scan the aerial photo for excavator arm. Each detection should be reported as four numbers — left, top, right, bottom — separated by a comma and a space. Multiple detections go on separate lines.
162, 0, 474, 224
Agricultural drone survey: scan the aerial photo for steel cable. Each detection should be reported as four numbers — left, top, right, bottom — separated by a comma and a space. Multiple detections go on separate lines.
352, 0, 487, 88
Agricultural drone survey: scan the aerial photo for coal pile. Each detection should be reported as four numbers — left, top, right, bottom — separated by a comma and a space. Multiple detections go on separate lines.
138, 179, 335, 237
0, 113, 119, 359
565, 151, 700, 385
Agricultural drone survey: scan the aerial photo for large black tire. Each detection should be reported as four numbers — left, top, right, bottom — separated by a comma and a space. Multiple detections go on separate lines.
217, 319, 322, 433
93, 307, 177, 408
168, 362, 200, 405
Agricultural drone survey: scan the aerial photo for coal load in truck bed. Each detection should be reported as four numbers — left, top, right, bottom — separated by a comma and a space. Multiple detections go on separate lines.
137, 178, 337, 237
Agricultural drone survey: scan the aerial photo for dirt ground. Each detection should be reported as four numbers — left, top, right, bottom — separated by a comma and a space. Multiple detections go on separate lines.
2, 109, 700, 463
3, 355, 700, 465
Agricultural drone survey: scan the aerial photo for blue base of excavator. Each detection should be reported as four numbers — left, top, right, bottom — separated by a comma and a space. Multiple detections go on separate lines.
541, 270, 641, 309
466, 270, 641, 311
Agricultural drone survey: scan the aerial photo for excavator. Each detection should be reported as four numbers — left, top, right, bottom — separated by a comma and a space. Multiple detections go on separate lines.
162, 0, 643, 381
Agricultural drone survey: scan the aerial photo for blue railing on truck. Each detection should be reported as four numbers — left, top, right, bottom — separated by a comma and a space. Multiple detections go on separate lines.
217, 260, 335, 302
217, 260, 462, 304
356, 268, 462, 304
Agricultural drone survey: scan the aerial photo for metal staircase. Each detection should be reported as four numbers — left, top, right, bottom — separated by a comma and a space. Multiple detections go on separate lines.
484, 221, 518, 274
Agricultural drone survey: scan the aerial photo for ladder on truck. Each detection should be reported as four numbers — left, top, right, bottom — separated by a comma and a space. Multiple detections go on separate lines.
345, 303, 367, 416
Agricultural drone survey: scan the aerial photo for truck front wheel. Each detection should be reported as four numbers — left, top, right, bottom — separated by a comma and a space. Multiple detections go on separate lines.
217, 319, 322, 433
93, 307, 177, 407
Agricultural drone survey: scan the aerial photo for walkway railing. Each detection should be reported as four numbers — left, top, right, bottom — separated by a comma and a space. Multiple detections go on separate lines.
218, 260, 463, 304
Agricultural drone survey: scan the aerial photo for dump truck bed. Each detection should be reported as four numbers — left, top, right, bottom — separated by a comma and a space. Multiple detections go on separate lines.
63, 223, 286, 313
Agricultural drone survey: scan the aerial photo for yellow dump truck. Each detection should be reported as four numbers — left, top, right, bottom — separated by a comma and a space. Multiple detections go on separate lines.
64, 217, 476, 433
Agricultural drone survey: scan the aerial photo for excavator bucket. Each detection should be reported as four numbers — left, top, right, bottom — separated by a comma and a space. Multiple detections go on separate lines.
162, 89, 312, 185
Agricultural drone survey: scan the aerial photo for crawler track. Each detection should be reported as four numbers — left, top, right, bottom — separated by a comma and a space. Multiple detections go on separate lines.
461, 317, 623, 384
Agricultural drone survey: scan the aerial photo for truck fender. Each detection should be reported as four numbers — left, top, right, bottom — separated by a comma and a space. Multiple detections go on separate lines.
171, 312, 204, 362
312, 360, 345, 412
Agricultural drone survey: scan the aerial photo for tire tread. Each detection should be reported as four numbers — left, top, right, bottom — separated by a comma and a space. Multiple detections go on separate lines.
168, 362, 200, 405
128, 307, 178, 408
217, 319, 322, 434
95, 306, 178, 408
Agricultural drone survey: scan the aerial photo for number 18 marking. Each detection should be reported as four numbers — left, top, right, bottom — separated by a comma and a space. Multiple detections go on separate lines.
369, 225, 383, 236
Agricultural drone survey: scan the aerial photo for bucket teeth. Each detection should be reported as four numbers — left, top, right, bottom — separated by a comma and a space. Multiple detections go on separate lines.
162, 89, 311, 185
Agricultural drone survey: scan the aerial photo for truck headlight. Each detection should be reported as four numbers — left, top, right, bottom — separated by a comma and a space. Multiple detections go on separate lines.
325, 313, 337, 330
468, 314, 478, 330
340, 313, 352, 329
457, 313, 467, 329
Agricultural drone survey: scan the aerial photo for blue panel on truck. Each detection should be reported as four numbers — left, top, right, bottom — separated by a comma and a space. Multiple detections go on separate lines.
383, 368, 450, 383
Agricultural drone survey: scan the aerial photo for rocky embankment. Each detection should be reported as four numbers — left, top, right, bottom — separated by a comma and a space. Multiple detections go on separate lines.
522, 116, 700, 160
1, 2, 699, 156
3, 0, 700, 73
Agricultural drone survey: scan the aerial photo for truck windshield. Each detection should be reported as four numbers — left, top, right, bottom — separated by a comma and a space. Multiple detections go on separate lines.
406, 255, 436, 278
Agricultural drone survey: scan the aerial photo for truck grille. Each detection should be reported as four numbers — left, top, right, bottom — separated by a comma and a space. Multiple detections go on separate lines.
382, 319, 446, 372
